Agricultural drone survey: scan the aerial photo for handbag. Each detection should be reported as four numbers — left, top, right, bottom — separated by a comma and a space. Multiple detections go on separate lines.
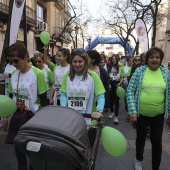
5, 72, 34, 144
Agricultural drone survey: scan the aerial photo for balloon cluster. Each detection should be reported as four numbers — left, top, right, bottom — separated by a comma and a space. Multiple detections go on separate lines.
0, 95, 17, 117
40, 31, 50, 45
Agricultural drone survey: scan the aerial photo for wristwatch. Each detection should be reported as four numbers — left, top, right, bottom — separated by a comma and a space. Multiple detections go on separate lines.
97, 110, 103, 113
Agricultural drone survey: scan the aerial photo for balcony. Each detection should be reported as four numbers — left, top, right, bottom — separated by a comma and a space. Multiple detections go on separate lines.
0, 1, 36, 27
26, 6, 36, 26
46, 0, 65, 10
0, 1, 9, 17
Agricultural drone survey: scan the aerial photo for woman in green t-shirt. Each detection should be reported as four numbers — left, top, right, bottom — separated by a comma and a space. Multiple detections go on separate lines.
126, 47, 170, 170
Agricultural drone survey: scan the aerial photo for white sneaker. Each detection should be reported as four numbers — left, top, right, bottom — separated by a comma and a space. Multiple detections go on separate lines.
108, 112, 114, 119
168, 130, 170, 135
134, 159, 142, 170
114, 116, 119, 124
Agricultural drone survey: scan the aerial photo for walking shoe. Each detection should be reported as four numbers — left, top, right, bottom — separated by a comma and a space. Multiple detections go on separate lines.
168, 130, 170, 135
108, 112, 114, 119
134, 159, 142, 170
126, 115, 131, 122
114, 116, 119, 124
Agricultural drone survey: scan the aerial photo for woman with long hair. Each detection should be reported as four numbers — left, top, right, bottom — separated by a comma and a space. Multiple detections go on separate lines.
108, 54, 124, 124
87, 50, 110, 112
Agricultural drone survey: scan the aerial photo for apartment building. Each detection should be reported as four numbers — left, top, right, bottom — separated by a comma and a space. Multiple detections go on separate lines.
155, 0, 169, 65
0, 0, 72, 59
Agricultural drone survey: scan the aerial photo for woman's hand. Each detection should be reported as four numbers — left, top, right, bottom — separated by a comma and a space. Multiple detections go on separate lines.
3, 74, 9, 79
2, 117, 8, 132
116, 82, 121, 87
91, 112, 103, 120
130, 113, 137, 122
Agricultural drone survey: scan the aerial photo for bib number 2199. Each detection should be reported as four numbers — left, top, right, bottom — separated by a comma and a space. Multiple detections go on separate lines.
68, 97, 86, 110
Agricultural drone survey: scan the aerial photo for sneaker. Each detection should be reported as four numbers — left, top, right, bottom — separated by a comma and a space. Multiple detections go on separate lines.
134, 159, 142, 170
168, 130, 170, 135
114, 116, 119, 124
126, 115, 131, 122
108, 112, 114, 119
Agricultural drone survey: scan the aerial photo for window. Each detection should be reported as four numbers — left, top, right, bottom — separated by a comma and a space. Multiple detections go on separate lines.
37, 4, 44, 21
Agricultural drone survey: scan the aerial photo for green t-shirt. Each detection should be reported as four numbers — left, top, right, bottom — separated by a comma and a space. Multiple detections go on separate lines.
139, 67, 166, 117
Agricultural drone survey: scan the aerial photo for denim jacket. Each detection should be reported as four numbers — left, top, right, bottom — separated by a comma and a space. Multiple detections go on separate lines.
126, 65, 170, 119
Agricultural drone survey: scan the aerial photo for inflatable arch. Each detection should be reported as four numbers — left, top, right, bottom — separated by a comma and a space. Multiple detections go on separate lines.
85, 37, 134, 55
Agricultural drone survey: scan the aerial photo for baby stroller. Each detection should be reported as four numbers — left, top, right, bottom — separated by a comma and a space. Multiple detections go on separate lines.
14, 106, 103, 170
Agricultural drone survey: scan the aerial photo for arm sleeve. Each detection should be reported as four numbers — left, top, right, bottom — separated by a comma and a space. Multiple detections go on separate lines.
39, 92, 48, 107
126, 68, 140, 114
96, 94, 105, 111
60, 92, 67, 107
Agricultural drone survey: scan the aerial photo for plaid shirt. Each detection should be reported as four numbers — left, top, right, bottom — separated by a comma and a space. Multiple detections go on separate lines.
126, 65, 170, 119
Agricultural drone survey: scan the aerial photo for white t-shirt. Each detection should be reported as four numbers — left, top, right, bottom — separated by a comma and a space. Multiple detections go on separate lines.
66, 74, 95, 125
109, 67, 121, 81
4, 63, 16, 84
8, 66, 48, 113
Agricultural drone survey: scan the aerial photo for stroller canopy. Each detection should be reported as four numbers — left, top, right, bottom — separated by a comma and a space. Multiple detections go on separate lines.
15, 106, 88, 169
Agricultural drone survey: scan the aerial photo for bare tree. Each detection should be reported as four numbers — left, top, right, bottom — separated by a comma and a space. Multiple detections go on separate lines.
131, 0, 169, 46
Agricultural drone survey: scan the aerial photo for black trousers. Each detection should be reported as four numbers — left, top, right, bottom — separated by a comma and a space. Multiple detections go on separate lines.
136, 113, 164, 170
109, 80, 120, 116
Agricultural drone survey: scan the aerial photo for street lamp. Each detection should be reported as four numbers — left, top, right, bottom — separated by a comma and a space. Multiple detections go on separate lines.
87, 37, 91, 50
74, 25, 79, 48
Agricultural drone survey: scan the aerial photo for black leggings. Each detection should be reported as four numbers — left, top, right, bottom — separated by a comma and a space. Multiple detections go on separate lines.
136, 114, 164, 170
109, 80, 120, 116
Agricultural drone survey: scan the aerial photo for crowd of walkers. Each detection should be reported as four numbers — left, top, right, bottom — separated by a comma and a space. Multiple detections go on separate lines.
0, 42, 170, 170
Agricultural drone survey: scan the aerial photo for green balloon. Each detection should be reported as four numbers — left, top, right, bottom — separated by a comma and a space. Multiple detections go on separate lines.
0, 95, 17, 117
101, 126, 127, 157
40, 31, 50, 45
116, 86, 126, 99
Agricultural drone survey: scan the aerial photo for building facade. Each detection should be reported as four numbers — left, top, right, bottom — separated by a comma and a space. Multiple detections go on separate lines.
0, 0, 72, 60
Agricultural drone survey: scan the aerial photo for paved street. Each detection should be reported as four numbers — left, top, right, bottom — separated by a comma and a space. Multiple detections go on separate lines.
0, 99, 170, 170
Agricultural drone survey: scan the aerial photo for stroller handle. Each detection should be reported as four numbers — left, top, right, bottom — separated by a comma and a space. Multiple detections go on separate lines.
82, 113, 103, 125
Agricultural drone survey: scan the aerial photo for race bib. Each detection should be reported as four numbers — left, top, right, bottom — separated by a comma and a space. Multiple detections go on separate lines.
110, 72, 117, 80
68, 97, 87, 110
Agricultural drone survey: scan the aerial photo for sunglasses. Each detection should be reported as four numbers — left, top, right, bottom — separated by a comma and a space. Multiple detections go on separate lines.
9, 58, 20, 64
35, 60, 42, 63
134, 59, 140, 61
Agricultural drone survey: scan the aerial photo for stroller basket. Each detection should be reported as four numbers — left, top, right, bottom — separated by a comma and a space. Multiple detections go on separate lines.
14, 106, 88, 170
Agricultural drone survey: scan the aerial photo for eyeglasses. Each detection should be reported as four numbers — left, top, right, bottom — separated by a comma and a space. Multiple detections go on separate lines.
134, 59, 140, 61
35, 60, 42, 63
9, 58, 20, 64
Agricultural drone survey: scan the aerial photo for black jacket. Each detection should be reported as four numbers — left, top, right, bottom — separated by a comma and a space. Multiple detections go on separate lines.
99, 67, 110, 109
